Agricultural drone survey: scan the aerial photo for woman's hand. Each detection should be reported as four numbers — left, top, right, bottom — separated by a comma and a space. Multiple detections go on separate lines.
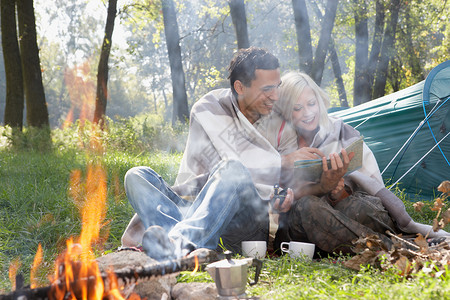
319, 149, 354, 193
272, 188, 294, 213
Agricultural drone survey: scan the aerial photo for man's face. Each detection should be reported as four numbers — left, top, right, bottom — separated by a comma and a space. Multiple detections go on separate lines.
236, 68, 281, 124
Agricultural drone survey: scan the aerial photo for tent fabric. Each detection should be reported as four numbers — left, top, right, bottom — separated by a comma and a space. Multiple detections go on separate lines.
330, 61, 450, 199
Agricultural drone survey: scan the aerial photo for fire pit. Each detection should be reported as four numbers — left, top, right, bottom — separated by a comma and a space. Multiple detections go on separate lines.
1, 164, 218, 300
1, 248, 217, 300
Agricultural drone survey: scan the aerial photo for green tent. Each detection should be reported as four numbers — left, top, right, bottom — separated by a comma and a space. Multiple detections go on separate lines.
330, 61, 450, 199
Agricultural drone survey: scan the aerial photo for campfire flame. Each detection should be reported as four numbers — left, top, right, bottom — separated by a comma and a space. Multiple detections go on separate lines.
30, 243, 43, 288
8, 257, 21, 290
47, 163, 132, 299
191, 255, 199, 274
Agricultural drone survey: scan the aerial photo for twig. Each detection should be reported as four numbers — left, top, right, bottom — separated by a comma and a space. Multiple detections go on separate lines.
404, 248, 429, 258
386, 231, 420, 250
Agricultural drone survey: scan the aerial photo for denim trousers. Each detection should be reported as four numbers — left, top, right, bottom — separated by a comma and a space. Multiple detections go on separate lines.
124, 159, 269, 255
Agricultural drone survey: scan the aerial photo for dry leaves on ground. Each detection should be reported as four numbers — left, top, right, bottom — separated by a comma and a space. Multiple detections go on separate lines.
343, 180, 450, 277
343, 233, 450, 277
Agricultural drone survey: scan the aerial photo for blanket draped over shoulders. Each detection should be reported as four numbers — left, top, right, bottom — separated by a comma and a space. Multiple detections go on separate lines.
258, 113, 383, 184
121, 89, 281, 247
174, 88, 281, 200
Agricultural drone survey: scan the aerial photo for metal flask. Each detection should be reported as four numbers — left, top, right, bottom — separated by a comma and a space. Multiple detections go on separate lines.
206, 251, 262, 299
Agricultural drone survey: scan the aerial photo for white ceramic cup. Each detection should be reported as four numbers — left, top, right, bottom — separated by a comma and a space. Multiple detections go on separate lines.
280, 241, 315, 260
241, 241, 267, 259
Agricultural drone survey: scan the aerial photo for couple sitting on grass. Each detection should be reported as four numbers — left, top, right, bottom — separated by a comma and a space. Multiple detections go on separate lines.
121, 47, 449, 261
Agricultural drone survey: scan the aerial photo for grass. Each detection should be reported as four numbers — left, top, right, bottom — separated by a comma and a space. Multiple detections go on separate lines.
176, 255, 450, 299
0, 146, 182, 291
178, 255, 450, 299
0, 122, 449, 299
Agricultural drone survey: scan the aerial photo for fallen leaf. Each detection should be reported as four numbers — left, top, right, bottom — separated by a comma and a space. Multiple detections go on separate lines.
431, 197, 444, 211
413, 201, 425, 212
414, 234, 428, 250
437, 181, 450, 194
441, 209, 450, 226
343, 249, 379, 271
432, 218, 441, 232
394, 256, 412, 276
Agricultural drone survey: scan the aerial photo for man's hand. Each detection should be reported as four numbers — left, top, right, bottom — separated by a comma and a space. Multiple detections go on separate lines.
293, 147, 325, 160
329, 178, 345, 200
272, 188, 294, 213
319, 149, 354, 193
281, 147, 324, 169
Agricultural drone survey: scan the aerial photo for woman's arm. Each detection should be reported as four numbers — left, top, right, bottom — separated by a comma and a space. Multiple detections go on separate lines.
284, 149, 354, 200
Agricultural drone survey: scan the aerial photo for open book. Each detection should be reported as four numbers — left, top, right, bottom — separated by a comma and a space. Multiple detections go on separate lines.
293, 136, 364, 182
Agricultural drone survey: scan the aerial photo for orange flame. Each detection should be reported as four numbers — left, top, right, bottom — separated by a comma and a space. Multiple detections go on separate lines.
191, 256, 199, 274
8, 257, 21, 290
48, 163, 135, 299
30, 243, 43, 288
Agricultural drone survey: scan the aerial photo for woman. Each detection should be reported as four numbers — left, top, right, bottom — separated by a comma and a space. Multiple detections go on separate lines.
260, 71, 449, 254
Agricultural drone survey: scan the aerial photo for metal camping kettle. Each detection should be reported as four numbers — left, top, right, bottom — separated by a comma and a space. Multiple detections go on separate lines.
205, 250, 262, 298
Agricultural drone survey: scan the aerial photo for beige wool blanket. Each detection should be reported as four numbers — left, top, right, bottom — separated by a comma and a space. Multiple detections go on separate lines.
258, 113, 383, 185
122, 88, 281, 247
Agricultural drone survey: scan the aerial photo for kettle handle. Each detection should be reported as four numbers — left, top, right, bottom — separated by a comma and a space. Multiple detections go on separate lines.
248, 258, 263, 286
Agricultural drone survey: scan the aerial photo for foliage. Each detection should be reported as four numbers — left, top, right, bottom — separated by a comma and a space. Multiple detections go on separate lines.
8, 0, 446, 129
1, 112, 188, 154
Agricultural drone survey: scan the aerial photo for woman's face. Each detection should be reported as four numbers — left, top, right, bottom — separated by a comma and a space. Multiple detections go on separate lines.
291, 86, 320, 132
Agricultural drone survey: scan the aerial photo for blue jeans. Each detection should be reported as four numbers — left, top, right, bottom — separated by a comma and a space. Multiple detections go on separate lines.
124, 159, 269, 255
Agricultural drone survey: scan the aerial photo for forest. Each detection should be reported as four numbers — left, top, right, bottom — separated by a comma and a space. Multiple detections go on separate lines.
0, 0, 449, 130
1, 1, 450, 296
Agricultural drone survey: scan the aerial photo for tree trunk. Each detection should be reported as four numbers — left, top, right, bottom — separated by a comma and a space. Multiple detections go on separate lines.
353, 0, 370, 106
311, 0, 339, 85
329, 38, 348, 107
228, 0, 250, 49
17, 0, 49, 128
93, 0, 117, 126
368, 0, 385, 91
291, 0, 313, 74
2, 0, 24, 129
372, 0, 401, 99
161, 0, 189, 125
403, 3, 423, 81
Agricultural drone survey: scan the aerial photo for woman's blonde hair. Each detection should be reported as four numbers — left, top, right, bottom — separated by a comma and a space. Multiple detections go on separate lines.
275, 71, 331, 131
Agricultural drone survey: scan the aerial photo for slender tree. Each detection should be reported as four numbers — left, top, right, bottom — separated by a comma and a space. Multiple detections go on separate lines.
228, 0, 250, 49
291, 0, 313, 74
17, 0, 49, 128
367, 0, 385, 90
329, 39, 348, 107
372, 0, 401, 99
353, 0, 370, 106
94, 0, 117, 126
402, 3, 423, 82
161, 0, 189, 125
350, 0, 385, 105
1, 0, 24, 129
311, 0, 338, 85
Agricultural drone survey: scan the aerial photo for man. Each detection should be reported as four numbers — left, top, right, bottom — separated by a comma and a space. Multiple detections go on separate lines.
121, 47, 294, 261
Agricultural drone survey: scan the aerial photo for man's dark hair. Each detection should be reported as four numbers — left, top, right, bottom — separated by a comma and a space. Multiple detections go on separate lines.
228, 47, 280, 98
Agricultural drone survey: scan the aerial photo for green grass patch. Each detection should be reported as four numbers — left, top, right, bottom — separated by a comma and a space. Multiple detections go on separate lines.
176, 256, 450, 299
0, 121, 449, 298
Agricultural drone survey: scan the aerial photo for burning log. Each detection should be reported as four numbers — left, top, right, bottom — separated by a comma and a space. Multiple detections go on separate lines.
0, 249, 217, 300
